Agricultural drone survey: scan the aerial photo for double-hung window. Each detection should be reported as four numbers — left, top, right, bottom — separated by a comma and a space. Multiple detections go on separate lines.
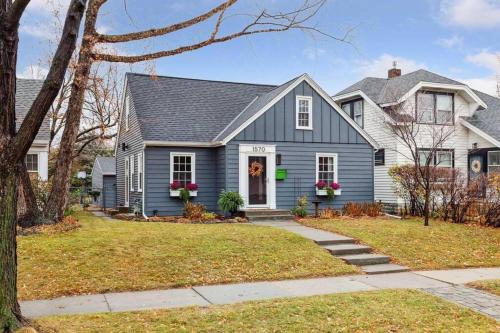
25, 153, 39, 173
375, 149, 385, 166
488, 151, 500, 174
417, 91, 454, 125
341, 99, 363, 127
316, 153, 338, 184
418, 149, 454, 168
137, 152, 143, 192
170, 153, 195, 187
296, 96, 312, 130
129, 155, 135, 191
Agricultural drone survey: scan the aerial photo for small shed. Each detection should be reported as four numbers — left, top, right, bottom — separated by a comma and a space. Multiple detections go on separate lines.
91, 156, 116, 209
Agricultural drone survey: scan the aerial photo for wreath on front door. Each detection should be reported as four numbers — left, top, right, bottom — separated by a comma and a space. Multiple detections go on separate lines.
471, 160, 482, 173
249, 161, 264, 177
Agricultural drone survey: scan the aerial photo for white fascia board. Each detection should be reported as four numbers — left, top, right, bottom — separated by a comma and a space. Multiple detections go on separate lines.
143, 141, 222, 148
401, 82, 487, 109
114, 75, 129, 157
459, 118, 500, 148
221, 75, 379, 149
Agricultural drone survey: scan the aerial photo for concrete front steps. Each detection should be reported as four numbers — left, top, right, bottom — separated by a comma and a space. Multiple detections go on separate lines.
244, 209, 294, 222
319, 237, 409, 275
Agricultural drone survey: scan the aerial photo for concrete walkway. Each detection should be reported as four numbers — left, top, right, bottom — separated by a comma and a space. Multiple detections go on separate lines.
20, 267, 500, 320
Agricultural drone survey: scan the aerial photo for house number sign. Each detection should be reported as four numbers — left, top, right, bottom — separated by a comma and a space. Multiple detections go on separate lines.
252, 146, 266, 153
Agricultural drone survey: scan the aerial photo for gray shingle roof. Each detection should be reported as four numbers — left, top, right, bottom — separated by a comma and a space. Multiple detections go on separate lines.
464, 90, 500, 144
96, 156, 116, 175
336, 69, 464, 104
126, 73, 278, 142
16, 78, 50, 141
335, 69, 500, 145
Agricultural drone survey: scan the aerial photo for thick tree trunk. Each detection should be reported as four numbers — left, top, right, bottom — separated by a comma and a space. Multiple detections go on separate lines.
17, 163, 40, 228
0, 161, 24, 333
45, 50, 93, 221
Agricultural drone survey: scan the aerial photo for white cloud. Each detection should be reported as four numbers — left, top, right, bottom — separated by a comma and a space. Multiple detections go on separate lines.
440, 0, 500, 28
435, 35, 463, 48
461, 77, 498, 96
18, 65, 49, 79
26, 0, 68, 15
302, 47, 326, 61
20, 23, 56, 40
466, 50, 500, 72
358, 54, 426, 77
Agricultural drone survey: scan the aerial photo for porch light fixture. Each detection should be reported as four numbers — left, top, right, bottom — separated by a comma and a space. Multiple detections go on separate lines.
276, 154, 282, 165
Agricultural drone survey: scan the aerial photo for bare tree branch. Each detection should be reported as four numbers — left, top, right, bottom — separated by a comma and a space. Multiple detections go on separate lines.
96, 0, 237, 43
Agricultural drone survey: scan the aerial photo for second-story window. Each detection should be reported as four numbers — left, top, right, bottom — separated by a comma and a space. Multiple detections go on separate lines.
416, 91, 454, 125
296, 96, 313, 130
341, 99, 363, 127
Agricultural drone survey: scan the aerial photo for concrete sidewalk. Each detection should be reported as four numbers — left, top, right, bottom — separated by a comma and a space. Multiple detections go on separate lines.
20, 267, 500, 319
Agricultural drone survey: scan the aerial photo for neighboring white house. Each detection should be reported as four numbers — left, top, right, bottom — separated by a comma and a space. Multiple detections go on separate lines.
333, 68, 500, 211
16, 78, 50, 181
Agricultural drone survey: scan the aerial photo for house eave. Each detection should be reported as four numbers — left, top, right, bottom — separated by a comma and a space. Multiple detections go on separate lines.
459, 119, 500, 148
143, 140, 223, 148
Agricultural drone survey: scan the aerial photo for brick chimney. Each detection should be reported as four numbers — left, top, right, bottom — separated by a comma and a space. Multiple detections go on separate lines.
388, 61, 401, 79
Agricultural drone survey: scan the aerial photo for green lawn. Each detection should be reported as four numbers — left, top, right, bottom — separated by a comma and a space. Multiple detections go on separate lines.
301, 217, 500, 270
34, 290, 497, 332
467, 279, 500, 296
18, 211, 357, 301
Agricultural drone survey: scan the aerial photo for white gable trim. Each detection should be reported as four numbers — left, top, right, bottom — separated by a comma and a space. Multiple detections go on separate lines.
399, 82, 487, 109
459, 119, 500, 148
220, 75, 379, 148
90, 158, 101, 177
333, 90, 393, 124
114, 75, 130, 157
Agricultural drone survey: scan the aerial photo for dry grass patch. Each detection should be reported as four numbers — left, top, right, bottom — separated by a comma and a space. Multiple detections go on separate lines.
301, 216, 500, 270
467, 279, 500, 296
35, 290, 497, 332
18, 211, 357, 301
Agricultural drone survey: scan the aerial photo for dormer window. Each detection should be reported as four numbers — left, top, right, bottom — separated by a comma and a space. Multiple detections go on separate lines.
296, 96, 312, 130
341, 99, 363, 127
416, 91, 454, 125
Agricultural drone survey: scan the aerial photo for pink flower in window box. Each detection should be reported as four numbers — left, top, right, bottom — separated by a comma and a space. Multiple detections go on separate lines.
331, 182, 341, 190
170, 181, 181, 190
186, 183, 198, 191
315, 181, 327, 189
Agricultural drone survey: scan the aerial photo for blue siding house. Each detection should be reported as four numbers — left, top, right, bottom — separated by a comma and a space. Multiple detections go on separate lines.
115, 73, 378, 216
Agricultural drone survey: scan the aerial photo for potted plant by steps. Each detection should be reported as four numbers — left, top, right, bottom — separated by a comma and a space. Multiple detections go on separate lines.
218, 191, 244, 217
170, 181, 198, 199
315, 181, 342, 200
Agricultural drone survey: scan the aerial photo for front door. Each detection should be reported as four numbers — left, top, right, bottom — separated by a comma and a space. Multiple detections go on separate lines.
469, 154, 484, 180
248, 156, 267, 206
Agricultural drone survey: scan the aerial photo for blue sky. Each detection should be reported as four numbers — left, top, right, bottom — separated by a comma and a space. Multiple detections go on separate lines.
18, 0, 500, 96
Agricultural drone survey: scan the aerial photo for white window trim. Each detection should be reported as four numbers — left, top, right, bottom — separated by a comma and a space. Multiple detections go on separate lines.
170, 152, 196, 186
25, 153, 39, 173
129, 155, 134, 191
125, 95, 130, 131
124, 157, 130, 206
488, 151, 500, 174
295, 95, 313, 130
137, 152, 143, 192
315, 153, 338, 184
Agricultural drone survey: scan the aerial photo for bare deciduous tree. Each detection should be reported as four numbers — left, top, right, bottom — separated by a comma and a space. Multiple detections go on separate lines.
383, 90, 457, 226
45, 0, 351, 221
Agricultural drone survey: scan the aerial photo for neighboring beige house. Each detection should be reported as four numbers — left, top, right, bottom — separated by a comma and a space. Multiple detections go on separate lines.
333, 68, 500, 211
16, 78, 50, 181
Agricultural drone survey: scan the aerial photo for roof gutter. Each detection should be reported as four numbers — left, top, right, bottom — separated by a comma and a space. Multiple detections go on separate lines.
143, 140, 223, 148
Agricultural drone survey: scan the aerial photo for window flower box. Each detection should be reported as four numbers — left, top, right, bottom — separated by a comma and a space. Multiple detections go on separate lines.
315, 188, 341, 196
169, 182, 198, 198
170, 190, 198, 197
